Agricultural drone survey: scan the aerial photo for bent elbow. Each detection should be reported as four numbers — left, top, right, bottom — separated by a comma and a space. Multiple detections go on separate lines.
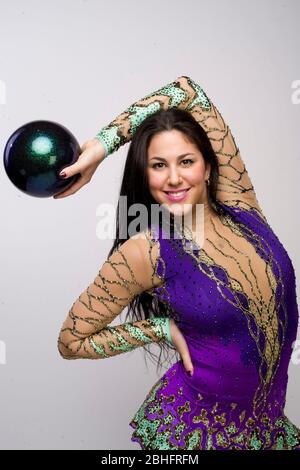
57, 336, 77, 360
178, 74, 191, 82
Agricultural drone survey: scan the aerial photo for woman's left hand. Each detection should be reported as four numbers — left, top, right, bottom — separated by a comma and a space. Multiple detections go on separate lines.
169, 319, 194, 376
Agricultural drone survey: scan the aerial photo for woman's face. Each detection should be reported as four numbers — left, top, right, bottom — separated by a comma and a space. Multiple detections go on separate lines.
147, 129, 210, 218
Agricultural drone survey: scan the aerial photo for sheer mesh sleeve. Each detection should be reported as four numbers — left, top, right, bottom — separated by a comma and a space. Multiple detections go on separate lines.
57, 232, 173, 360
95, 75, 264, 216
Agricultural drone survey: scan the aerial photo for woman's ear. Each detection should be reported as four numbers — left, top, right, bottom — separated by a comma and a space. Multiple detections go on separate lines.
205, 162, 211, 179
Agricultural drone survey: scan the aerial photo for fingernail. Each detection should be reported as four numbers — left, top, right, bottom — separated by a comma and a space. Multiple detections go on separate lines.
59, 171, 66, 177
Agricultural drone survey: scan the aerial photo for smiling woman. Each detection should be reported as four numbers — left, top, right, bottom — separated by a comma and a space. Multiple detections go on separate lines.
146, 128, 213, 223
58, 75, 300, 450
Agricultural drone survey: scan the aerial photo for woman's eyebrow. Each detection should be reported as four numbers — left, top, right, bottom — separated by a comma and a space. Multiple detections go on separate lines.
150, 153, 195, 162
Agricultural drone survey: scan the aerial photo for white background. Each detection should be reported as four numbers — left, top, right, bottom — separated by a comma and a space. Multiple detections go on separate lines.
0, 0, 299, 450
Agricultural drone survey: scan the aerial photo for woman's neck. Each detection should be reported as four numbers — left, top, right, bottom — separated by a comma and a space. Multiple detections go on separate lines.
171, 200, 218, 245
191, 200, 218, 233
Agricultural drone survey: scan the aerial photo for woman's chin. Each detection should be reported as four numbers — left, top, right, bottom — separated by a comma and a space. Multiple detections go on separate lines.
166, 203, 193, 218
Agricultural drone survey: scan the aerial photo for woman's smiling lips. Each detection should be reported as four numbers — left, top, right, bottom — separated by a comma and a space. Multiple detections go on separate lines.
163, 188, 191, 202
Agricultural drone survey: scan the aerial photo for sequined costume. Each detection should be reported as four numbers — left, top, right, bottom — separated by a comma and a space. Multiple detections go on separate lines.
58, 76, 300, 450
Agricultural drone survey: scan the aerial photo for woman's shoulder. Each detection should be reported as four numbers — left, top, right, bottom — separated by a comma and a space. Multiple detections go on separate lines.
130, 226, 159, 248
129, 228, 163, 288
131, 225, 182, 282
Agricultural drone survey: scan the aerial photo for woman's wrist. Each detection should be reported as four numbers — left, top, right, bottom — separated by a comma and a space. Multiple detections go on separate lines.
164, 318, 173, 345
92, 136, 107, 161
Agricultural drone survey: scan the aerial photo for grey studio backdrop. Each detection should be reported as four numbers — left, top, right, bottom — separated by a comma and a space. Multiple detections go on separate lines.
0, 0, 299, 450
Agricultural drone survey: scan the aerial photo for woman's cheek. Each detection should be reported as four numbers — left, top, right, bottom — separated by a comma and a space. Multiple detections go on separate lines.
189, 164, 206, 185
148, 172, 164, 191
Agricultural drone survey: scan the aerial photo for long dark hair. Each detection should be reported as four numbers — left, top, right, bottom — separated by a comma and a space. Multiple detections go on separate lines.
107, 108, 222, 374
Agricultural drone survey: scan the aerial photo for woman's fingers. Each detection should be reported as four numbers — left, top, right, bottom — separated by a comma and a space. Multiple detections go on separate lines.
52, 139, 105, 199
59, 160, 85, 179
177, 339, 194, 376
53, 175, 87, 199
52, 145, 102, 199
180, 349, 194, 376
169, 319, 194, 376
59, 146, 94, 179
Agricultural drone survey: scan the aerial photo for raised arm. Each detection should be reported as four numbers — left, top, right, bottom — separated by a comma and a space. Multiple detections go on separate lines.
57, 232, 172, 360
95, 75, 264, 217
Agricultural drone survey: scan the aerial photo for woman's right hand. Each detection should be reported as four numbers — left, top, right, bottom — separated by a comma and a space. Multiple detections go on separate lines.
53, 138, 106, 199
169, 319, 194, 376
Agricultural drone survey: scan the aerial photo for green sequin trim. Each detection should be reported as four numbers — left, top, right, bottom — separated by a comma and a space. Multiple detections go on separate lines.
130, 376, 300, 450
88, 317, 172, 358
95, 76, 211, 158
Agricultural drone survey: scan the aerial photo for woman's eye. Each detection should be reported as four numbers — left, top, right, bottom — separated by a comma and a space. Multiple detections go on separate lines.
152, 162, 165, 169
152, 159, 193, 169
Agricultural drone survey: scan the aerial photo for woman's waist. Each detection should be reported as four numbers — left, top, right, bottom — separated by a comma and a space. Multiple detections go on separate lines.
165, 361, 286, 424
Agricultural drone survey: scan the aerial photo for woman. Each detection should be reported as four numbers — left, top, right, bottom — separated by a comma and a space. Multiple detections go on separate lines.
57, 76, 300, 450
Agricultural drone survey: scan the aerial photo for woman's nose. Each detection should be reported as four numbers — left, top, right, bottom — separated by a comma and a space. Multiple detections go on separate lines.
167, 167, 183, 185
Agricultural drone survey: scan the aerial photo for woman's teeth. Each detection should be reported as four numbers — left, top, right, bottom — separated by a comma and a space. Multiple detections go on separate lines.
168, 190, 186, 197
165, 189, 190, 200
